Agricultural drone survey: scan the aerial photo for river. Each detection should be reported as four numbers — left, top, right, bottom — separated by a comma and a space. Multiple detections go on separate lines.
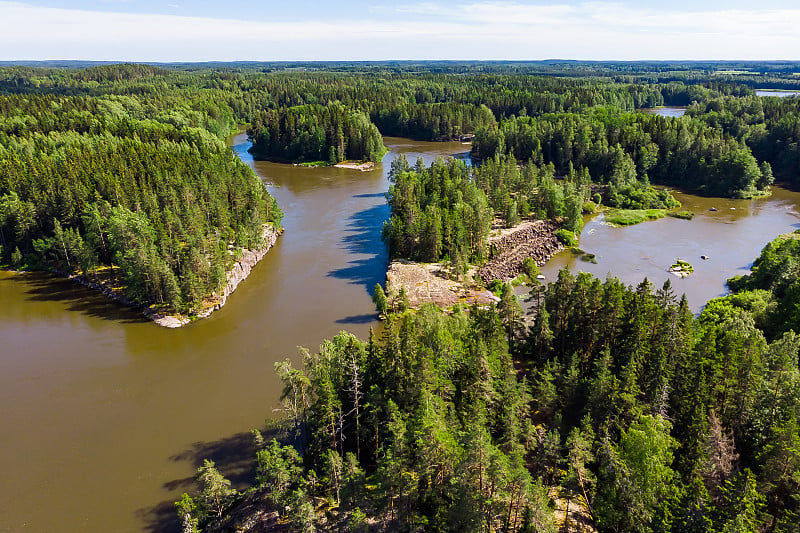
1, 134, 799, 531
541, 188, 800, 312
756, 89, 800, 98
0, 135, 468, 532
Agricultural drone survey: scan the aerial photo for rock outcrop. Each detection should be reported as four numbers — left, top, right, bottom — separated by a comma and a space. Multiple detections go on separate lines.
60, 224, 282, 328
385, 261, 498, 309
195, 225, 282, 320
478, 220, 562, 283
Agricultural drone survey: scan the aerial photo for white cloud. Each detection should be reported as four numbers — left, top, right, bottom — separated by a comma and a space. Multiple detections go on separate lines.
0, 1, 798, 61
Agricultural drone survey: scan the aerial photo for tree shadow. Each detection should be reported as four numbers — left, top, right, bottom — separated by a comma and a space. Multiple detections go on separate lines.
12, 271, 148, 324
137, 424, 290, 533
336, 313, 378, 325
327, 202, 389, 296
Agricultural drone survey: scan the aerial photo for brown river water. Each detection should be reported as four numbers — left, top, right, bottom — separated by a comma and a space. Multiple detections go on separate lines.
541, 188, 800, 312
0, 135, 468, 532
1, 133, 798, 531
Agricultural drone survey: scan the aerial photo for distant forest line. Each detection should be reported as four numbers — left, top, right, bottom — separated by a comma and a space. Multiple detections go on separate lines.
1, 60, 799, 308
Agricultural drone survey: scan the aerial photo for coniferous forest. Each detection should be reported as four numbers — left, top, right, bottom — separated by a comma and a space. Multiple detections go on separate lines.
1, 61, 800, 531
182, 235, 800, 532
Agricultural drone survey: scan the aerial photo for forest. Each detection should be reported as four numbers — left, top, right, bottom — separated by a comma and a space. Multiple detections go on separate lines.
248, 103, 385, 164
0, 89, 282, 313
179, 231, 800, 533
1, 62, 800, 531
470, 108, 773, 199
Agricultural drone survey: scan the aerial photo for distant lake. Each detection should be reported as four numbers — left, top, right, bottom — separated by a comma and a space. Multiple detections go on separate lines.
639, 106, 687, 117
756, 89, 800, 98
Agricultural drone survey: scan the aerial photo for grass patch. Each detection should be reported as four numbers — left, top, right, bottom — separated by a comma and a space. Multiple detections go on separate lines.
297, 160, 329, 167
668, 210, 694, 220
605, 208, 667, 226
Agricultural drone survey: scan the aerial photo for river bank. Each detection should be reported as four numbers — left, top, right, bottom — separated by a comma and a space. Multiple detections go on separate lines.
479, 219, 563, 282
385, 260, 498, 309
384, 218, 562, 309
19, 223, 283, 328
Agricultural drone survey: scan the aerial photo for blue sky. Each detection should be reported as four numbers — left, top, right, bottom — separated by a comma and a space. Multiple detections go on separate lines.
1, 1, 798, 61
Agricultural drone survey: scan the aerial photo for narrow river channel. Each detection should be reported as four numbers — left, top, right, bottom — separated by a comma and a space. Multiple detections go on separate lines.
0, 133, 798, 531
0, 134, 468, 532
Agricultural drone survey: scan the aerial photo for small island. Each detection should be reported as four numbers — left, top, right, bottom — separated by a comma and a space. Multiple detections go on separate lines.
248, 103, 386, 166
669, 258, 694, 278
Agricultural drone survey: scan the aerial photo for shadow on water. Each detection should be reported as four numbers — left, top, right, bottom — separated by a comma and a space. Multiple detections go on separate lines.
352, 192, 387, 198
327, 203, 389, 296
336, 313, 378, 325
12, 272, 148, 324
138, 431, 261, 533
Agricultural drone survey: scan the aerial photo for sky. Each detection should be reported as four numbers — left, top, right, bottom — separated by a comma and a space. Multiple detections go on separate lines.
0, 0, 798, 62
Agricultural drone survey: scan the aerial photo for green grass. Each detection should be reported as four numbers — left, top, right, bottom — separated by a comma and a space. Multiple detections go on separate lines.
605, 208, 667, 226
668, 210, 694, 220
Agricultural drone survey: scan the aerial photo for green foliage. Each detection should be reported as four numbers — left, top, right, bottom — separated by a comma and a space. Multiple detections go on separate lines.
473, 107, 772, 198
10, 245, 21, 266
555, 228, 577, 246
174, 493, 200, 533
254, 438, 304, 507
0, 87, 282, 313
195, 459, 237, 520
596, 415, 678, 532
372, 283, 388, 315
726, 231, 800, 338
688, 94, 800, 184
194, 249, 800, 531
383, 156, 491, 264
521, 257, 541, 280
249, 102, 385, 163
605, 208, 668, 226
668, 210, 694, 220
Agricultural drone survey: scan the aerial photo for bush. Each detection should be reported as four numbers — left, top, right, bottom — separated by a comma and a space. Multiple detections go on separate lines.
555, 228, 577, 246
521, 257, 541, 279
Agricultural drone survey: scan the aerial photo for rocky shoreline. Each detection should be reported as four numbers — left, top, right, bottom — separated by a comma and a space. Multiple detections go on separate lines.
478, 220, 563, 283
385, 260, 498, 309
334, 160, 375, 171
191, 224, 283, 324
383, 220, 562, 310
62, 224, 282, 328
